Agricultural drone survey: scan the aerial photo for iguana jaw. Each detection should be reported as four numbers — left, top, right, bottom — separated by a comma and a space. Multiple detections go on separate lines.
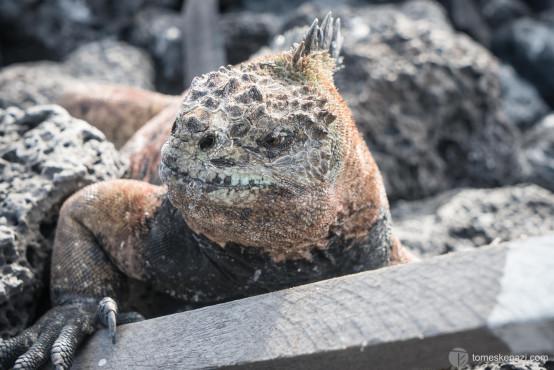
159, 160, 273, 190
158, 159, 280, 206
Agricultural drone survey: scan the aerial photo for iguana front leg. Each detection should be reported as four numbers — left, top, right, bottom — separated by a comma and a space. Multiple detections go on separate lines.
0, 180, 165, 369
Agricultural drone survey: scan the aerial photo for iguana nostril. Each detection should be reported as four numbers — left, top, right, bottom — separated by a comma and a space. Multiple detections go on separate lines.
199, 134, 216, 151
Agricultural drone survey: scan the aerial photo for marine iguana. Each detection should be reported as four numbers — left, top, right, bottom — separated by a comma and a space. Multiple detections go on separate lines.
0, 14, 412, 369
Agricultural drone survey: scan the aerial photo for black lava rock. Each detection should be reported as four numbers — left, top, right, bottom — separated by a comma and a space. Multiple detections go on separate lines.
492, 17, 554, 107
0, 105, 127, 338
521, 114, 554, 193
392, 184, 554, 258
497, 63, 550, 131
130, 6, 184, 94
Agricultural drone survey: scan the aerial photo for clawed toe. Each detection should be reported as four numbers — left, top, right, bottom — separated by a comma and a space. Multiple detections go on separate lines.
97, 297, 119, 344
50, 323, 88, 370
0, 331, 35, 368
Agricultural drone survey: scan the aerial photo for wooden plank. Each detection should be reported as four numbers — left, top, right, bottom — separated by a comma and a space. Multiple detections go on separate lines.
69, 235, 554, 369
182, 0, 227, 87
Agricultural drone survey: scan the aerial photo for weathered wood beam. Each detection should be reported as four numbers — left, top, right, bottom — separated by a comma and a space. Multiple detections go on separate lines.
69, 235, 554, 369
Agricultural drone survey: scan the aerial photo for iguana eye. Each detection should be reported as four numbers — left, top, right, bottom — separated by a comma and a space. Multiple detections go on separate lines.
258, 132, 292, 149
266, 136, 284, 146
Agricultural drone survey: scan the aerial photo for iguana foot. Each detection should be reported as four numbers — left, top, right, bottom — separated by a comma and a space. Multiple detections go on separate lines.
0, 298, 145, 369
0, 302, 96, 370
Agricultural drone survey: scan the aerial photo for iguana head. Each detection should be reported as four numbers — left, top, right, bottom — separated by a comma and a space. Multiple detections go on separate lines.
160, 14, 388, 261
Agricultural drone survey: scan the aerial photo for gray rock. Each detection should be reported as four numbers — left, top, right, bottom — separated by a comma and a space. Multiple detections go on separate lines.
64, 39, 155, 91
492, 17, 554, 107
437, 0, 531, 45
331, 1, 522, 201
542, 7, 554, 25
497, 63, 550, 131
521, 114, 554, 192
438, 0, 491, 45
0, 0, 176, 65
479, 0, 531, 28
242, 0, 326, 14
130, 6, 184, 94
464, 358, 552, 370
0, 39, 154, 109
398, 0, 455, 29
144, 0, 182, 9
130, 1, 281, 93
221, 11, 281, 64
0, 62, 74, 109
524, 0, 554, 12
0, 105, 127, 339
278, 0, 452, 33
391, 184, 554, 258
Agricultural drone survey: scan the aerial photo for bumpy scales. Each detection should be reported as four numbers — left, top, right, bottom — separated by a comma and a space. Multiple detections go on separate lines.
1, 14, 409, 369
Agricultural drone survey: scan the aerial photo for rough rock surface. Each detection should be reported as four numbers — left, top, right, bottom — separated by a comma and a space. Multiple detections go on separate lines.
129, 5, 282, 93
0, 62, 73, 109
497, 63, 550, 131
391, 184, 554, 258
438, 0, 534, 47
221, 11, 281, 65
63, 39, 154, 90
464, 358, 554, 370
543, 7, 554, 24
0, 39, 154, 109
438, 0, 492, 45
492, 17, 554, 107
478, 0, 531, 29
279, 1, 523, 201
526, 0, 554, 12
130, 6, 184, 94
0, 0, 180, 65
521, 114, 554, 192
0, 105, 127, 339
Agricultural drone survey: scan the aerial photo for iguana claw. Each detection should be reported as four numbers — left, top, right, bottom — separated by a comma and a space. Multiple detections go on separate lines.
97, 297, 118, 344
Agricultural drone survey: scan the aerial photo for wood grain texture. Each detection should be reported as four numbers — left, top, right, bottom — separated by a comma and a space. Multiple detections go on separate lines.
182, 0, 227, 87
67, 235, 554, 369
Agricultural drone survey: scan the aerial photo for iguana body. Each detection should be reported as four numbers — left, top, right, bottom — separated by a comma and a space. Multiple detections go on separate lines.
0, 15, 410, 369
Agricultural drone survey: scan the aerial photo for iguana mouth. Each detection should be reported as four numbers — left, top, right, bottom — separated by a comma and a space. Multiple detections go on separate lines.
159, 160, 274, 193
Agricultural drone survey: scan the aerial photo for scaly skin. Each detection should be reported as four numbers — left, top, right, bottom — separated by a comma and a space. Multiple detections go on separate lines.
0, 14, 413, 369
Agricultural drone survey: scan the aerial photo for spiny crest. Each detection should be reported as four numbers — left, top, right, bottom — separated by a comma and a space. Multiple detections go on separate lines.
291, 12, 343, 67
264, 12, 343, 85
